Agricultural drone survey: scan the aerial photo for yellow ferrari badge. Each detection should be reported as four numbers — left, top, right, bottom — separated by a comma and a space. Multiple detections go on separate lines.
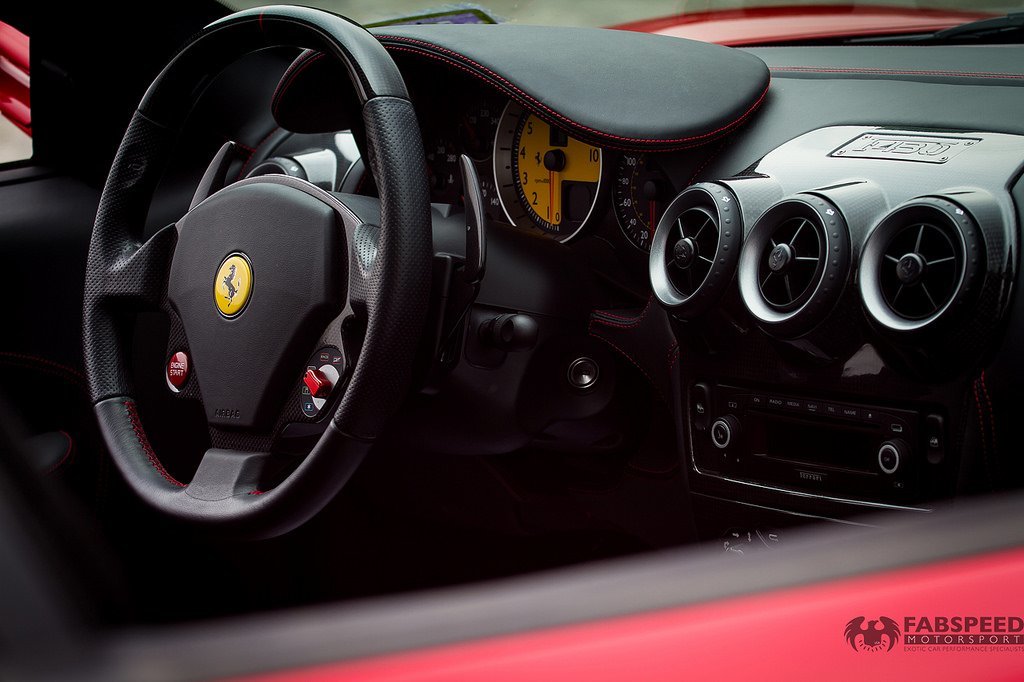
214, 253, 252, 318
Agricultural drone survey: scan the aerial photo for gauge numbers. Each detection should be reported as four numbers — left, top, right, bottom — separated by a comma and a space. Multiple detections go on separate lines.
494, 102, 602, 242
614, 153, 674, 252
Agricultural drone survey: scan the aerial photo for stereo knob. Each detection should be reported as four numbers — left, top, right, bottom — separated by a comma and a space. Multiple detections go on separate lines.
878, 439, 908, 475
711, 415, 740, 449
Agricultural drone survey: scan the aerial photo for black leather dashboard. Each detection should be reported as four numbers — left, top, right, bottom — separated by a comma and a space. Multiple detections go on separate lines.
274, 24, 771, 149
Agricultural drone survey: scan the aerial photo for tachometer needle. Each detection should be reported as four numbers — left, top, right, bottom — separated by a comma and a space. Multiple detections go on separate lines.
549, 170, 558, 225
542, 148, 566, 226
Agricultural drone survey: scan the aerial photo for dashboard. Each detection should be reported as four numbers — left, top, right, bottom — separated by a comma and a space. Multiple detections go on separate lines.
245, 26, 1024, 538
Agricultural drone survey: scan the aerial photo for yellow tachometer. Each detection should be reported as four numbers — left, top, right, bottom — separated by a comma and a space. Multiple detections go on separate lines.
494, 103, 603, 241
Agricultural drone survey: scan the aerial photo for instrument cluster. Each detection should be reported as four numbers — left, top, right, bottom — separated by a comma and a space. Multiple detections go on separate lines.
412, 81, 701, 256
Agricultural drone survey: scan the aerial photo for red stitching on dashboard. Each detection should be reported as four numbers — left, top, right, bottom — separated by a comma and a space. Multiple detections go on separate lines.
0, 352, 86, 385
124, 400, 186, 488
272, 50, 327, 120
770, 66, 1024, 80
44, 431, 75, 476
592, 297, 653, 329
981, 370, 997, 452
597, 310, 640, 322
380, 37, 770, 149
668, 341, 680, 372
593, 318, 643, 329
973, 379, 988, 456
686, 141, 728, 186
589, 327, 666, 404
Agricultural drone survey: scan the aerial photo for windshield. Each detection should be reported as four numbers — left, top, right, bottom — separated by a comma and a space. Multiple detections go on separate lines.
220, 1, 1021, 30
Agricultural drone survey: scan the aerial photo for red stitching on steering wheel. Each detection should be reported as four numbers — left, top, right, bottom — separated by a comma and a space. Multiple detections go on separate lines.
124, 400, 186, 488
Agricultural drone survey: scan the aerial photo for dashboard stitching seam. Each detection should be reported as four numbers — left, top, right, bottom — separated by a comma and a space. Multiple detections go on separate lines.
972, 378, 988, 459
593, 318, 642, 329
588, 326, 666, 404
379, 37, 770, 148
687, 142, 727, 186
770, 66, 1024, 80
592, 297, 653, 328
981, 370, 997, 452
0, 352, 86, 384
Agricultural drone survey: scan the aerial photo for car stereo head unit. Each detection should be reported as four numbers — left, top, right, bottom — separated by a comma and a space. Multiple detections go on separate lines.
689, 383, 945, 505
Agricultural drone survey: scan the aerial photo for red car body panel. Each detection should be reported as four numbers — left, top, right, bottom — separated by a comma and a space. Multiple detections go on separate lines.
0, 21, 30, 136
241, 548, 1024, 682
613, 5, 994, 46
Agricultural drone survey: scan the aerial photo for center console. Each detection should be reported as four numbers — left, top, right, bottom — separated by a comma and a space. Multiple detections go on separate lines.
646, 126, 1024, 533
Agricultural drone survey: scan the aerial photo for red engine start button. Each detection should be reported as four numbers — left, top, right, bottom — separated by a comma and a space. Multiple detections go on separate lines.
166, 351, 190, 391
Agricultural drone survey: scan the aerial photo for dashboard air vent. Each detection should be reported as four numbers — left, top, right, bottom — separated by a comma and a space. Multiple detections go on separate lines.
879, 221, 960, 320
859, 198, 983, 333
664, 207, 719, 298
756, 216, 824, 311
738, 196, 851, 339
650, 183, 743, 317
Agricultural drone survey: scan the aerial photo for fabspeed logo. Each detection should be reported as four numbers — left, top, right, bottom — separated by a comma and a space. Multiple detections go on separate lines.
845, 616, 901, 652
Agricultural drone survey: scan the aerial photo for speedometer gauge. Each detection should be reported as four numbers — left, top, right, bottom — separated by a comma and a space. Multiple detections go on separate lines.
425, 134, 461, 204
614, 153, 674, 252
458, 98, 502, 161
494, 102, 602, 242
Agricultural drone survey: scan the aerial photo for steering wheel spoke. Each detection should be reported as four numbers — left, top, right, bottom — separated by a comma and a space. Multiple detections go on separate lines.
187, 448, 272, 501
96, 224, 178, 310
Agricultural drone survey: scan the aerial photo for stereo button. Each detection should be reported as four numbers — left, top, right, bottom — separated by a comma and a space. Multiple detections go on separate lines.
711, 415, 740, 449
878, 439, 908, 475
925, 414, 945, 464
691, 383, 711, 432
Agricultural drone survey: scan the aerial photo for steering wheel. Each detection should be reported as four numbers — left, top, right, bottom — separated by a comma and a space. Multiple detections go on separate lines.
82, 7, 432, 538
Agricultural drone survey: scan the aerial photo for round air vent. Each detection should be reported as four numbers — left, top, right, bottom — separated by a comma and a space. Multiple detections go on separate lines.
738, 196, 851, 338
757, 216, 823, 311
859, 198, 984, 333
650, 183, 743, 317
